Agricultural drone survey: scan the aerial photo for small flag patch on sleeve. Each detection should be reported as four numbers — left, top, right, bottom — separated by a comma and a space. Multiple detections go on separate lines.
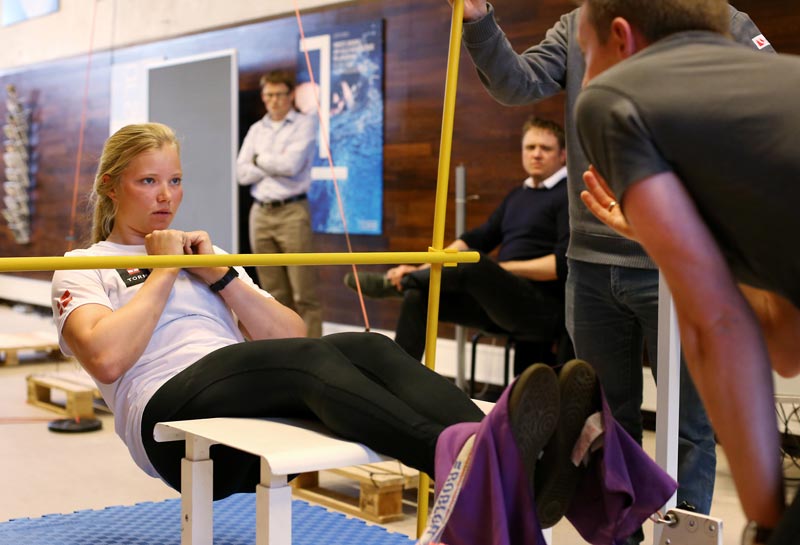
57, 290, 72, 316
752, 34, 770, 50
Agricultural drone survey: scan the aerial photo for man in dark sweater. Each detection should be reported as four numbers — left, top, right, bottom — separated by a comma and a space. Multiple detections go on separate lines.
347, 117, 569, 369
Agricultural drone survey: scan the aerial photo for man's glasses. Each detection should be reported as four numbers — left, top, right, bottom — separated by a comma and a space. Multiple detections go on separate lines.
263, 91, 290, 100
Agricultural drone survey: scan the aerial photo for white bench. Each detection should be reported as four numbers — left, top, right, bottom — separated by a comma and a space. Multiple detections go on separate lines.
154, 416, 392, 545
154, 401, 514, 545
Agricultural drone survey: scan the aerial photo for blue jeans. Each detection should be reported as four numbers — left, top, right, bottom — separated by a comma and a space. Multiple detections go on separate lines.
565, 259, 716, 517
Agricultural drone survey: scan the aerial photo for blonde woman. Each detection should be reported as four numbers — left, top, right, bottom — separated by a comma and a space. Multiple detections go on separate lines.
52, 124, 671, 544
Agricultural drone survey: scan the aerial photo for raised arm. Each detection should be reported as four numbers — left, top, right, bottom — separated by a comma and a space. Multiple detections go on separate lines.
619, 171, 785, 529
61, 273, 178, 385
448, 0, 488, 21
60, 233, 186, 384
181, 230, 306, 340
458, 2, 570, 105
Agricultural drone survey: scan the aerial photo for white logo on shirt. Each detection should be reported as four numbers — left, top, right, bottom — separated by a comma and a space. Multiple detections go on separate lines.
752, 34, 770, 50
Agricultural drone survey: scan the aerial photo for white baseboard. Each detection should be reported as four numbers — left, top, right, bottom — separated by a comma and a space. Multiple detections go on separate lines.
322, 322, 660, 402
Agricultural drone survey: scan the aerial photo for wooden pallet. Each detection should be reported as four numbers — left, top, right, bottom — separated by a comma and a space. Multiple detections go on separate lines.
26, 371, 103, 419
0, 331, 63, 366
291, 461, 419, 523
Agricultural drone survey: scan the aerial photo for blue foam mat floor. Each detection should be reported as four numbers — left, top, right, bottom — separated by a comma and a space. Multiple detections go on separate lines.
0, 494, 414, 545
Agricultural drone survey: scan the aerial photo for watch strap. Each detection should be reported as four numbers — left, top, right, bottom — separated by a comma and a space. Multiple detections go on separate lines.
209, 266, 239, 293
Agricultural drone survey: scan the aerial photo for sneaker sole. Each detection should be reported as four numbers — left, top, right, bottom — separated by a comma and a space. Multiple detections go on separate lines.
535, 359, 598, 528
343, 272, 357, 291
508, 363, 560, 507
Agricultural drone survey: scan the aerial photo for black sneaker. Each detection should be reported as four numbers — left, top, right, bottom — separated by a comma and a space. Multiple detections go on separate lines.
343, 271, 403, 298
534, 359, 599, 528
508, 363, 560, 511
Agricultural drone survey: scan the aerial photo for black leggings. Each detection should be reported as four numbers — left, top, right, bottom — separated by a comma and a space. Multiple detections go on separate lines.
141, 332, 484, 499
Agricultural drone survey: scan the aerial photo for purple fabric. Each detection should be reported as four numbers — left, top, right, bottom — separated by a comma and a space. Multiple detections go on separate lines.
433, 383, 678, 545
434, 385, 546, 545
565, 394, 678, 544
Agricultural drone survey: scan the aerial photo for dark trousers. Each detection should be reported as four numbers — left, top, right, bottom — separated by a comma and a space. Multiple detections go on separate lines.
141, 332, 484, 499
565, 260, 716, 517
394, 254, 564, 363
769, 488, 800, 545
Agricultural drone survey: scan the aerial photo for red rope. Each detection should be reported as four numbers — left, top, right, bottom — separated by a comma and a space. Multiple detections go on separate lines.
293, 1, 371, 331
0, 417, 63, 424
66, 0, 100, 250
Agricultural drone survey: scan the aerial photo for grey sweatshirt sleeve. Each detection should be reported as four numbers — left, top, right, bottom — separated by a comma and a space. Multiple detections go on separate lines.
461, 3, 571, 105
729, 5, 776, 52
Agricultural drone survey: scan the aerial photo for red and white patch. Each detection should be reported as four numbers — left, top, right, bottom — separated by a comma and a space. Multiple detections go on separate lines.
57, 290, 72, 316
752, 34, 770, 50
127, 268, 141, 274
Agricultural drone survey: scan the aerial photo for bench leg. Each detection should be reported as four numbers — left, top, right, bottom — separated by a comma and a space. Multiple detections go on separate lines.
181, 437, 213, 545
256, 460, 291, 545
4, 350, 19, 366
66, 390, 95, 420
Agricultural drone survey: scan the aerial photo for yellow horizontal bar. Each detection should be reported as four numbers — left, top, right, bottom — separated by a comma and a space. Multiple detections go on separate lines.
0, 251, 481, 273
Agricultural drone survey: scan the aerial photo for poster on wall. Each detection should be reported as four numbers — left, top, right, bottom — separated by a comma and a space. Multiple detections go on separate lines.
296, 20, 383, 235
2, 0, 59, 26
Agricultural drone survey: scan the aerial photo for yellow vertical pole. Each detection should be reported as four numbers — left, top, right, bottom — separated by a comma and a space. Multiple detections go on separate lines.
416, 0, 464, 537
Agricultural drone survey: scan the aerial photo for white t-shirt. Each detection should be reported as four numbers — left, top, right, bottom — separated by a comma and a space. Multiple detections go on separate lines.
51, 241, 273, 476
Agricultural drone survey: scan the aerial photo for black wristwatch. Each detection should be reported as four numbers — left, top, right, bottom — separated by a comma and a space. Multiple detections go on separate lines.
209, 266, 239, 293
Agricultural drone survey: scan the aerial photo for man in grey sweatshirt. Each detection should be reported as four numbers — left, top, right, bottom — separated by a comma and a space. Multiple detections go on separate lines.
452, 1, 773, 540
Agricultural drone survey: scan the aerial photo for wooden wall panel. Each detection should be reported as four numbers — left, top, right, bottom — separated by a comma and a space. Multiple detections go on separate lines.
0, 0, 797, 329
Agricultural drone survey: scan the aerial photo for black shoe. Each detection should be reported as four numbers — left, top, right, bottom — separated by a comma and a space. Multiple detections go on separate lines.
343, 271, 403, 298
534, 359, 599, 528
508, 363, 560, 511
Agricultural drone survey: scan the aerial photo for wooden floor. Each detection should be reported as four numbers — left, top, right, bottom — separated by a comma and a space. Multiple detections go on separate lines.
1, 303, 797, 544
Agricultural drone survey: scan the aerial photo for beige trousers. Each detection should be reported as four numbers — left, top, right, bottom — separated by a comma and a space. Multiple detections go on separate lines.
248, 200, 322, 337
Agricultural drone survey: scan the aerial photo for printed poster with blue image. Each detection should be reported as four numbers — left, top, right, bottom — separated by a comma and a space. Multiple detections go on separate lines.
2, 0, 59, 26
296, 20, 383, 235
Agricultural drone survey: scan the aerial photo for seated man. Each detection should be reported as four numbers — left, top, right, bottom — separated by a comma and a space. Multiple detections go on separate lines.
573, 0, 800, 542
347, 116, 570, 371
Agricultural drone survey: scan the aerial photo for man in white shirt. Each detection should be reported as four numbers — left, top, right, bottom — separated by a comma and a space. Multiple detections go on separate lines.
237, 70, 322, 337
